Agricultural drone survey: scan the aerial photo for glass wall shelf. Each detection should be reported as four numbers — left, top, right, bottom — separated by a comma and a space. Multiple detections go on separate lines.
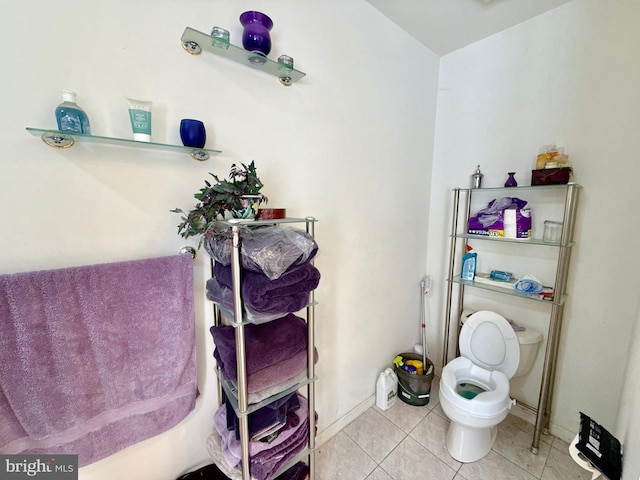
26, 127, 221, 161
452, 233, 574, 247
456, 183, 581, 193
450, 275, 566, 305
180, 27, 306, 86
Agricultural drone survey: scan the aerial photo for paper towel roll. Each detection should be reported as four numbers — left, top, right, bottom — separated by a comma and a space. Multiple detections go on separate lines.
504, 209, 517, 239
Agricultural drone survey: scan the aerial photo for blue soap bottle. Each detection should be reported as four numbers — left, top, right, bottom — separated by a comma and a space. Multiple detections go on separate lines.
55, 90, 91, 134
461, 245, 477, 281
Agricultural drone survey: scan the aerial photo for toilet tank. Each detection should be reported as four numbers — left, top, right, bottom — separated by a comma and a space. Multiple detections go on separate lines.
513, 328, 543, 378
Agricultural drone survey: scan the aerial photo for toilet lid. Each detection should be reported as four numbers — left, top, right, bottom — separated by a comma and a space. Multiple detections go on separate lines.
459, 310, 520, 379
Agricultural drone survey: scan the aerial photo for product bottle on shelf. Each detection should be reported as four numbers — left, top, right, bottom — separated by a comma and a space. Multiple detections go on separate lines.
55, 90, 91, 134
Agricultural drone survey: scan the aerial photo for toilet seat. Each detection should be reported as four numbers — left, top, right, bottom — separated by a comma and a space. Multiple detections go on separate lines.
441, 311, 519, 418
441, 357, 512, 418
459, 310, 520, 379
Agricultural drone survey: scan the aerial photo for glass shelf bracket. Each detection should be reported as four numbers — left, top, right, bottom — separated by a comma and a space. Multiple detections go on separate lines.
180, 27, 306, 86
26, 128, 221, 161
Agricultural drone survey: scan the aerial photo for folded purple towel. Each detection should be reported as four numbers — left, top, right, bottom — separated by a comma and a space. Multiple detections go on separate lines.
0, 254, 197, 467
226, 391, 300, 441
213, 262, 320, 314
210, 313, 307, 379
206, 277, 287, 324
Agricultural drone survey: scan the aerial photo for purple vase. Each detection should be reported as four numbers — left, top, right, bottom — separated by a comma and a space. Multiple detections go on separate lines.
505, 172, 518, 187
239, 11, 273, 57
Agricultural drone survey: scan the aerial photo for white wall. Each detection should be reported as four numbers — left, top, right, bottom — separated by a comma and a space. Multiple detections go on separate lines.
427, 0, 640, 460
0, 1, 439, 478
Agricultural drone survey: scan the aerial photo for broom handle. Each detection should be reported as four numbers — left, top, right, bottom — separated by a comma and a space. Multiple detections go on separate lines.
420, 280, 427, 371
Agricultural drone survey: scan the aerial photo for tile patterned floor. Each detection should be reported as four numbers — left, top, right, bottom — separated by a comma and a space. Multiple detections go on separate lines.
315, 378, 591, 480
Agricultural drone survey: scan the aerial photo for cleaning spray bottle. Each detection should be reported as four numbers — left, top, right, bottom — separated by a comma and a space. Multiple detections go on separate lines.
461, 245, 477, 281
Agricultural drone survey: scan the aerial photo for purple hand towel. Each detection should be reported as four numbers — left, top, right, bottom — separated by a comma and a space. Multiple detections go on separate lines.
210, 313, 307, 379
0, 254, 197, 467
213, 262, 320, 314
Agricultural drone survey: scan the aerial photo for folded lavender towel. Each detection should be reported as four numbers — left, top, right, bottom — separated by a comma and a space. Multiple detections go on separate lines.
228, 370, 309, 405
213, 262, 320, 314
210, 313, 307, 379
0, 254, 197, 467
240, 347, 318, 394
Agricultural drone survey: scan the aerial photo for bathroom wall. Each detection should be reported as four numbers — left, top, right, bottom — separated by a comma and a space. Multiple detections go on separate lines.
427, 0, 640, 450
0, 0, 439, 478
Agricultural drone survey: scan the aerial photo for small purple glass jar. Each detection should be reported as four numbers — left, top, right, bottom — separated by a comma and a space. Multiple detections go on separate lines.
239, 11, 273, 57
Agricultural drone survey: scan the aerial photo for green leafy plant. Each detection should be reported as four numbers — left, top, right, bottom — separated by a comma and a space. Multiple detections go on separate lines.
171, 161, 268, 245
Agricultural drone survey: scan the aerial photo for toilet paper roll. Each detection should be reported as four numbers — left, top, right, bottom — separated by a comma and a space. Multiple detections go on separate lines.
568, 434, 602, 480
504, 209, 517, 239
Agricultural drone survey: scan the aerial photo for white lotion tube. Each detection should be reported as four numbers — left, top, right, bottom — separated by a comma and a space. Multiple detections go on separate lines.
126, 97, 152, 142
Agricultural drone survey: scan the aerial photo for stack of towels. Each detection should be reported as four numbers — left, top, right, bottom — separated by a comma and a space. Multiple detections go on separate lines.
206, 227, 321, 324
210, 314, 317, 404
214, 393, 313, 480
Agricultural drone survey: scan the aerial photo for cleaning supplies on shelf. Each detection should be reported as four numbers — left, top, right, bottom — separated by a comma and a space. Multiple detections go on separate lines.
55, 90, 91, 134
467, 197, 532, 239
376, 367, 398, 410
461, 245, 477, 281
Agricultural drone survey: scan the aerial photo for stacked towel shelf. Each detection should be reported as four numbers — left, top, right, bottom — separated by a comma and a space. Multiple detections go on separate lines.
206, 217, 319, 480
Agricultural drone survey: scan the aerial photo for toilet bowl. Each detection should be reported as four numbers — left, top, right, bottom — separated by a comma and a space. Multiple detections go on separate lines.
440, 310, 520, 463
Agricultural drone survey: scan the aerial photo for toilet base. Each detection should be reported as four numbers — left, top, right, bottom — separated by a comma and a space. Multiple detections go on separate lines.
445, 421, 497, 463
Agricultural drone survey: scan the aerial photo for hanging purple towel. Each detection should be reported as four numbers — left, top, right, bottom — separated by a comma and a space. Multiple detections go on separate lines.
0, 254, 197, 467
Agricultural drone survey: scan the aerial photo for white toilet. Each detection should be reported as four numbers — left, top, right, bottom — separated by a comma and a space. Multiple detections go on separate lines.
440, 310, 542, 463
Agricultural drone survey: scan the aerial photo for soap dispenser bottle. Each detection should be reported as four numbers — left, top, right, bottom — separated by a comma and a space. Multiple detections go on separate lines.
55, 90, 91, 134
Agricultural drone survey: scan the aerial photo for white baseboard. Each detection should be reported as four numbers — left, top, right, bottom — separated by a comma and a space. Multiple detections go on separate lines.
315, 396, 375, 446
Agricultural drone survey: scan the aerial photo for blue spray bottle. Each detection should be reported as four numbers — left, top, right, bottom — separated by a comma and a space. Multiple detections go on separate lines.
461, 245, 477, 281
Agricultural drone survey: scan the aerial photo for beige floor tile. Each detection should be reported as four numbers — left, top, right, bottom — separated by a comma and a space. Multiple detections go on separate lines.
344, 407, 407, 463
458, 450, 537, 480
492, 417, 552, 477
410, 410, 462, 471
315, 431, 376, 480
541, 445, 594, 480
376, 398, 430, 433
365, 467, 394, 480
380, 436, 457, 480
